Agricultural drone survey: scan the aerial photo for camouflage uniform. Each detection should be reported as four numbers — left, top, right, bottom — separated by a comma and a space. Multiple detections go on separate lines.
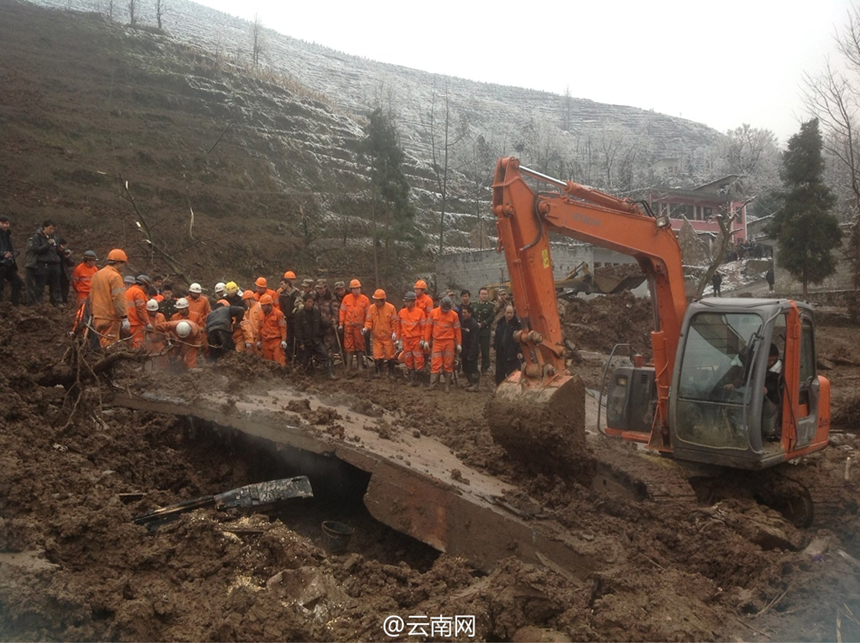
313, 279, 337, 357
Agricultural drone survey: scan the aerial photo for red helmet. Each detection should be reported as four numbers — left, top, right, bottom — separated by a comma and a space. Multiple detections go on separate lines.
107, 248, 128, 263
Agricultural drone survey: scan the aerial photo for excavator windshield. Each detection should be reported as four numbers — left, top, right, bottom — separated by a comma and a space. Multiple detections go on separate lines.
675, 312, 764, 449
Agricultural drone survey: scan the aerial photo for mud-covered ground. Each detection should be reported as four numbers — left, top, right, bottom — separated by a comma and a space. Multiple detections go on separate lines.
3, 297, 860, 641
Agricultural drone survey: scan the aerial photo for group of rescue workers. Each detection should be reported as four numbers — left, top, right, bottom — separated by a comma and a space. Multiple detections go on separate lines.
50, 244, 524, 391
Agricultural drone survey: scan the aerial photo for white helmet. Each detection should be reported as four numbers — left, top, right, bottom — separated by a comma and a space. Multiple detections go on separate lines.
189, 283, 203, 294
146, 299, 160, 312
176, 321, 192, 338
214, 282, 226, 294
174, 297, 189, 310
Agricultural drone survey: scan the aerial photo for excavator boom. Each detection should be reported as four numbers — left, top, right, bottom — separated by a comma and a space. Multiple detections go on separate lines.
489, 158, 687, 460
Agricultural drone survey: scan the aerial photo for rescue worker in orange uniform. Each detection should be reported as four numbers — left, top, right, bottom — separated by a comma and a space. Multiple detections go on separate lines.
89, 248, 129, 348
338, 279, 370, 373
255, 294, 287, 365
170, 297, 191, 322
125, 274, 151, 349
364, 289, 399, 379
232, 297, 248, 352
241, 290, 262, 354
396, 291, 427, 386
424, 296, 462, 391
154, 319, 202, 371
143, 298, 168, 370
71, 250, 98, 305
413, 279, 434, 318
186, 282, 212, 357
253, 277, 280, 310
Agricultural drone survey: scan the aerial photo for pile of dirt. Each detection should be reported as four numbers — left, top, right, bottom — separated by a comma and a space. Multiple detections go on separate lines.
562, 291, 654, 357
5, 298, 860, 641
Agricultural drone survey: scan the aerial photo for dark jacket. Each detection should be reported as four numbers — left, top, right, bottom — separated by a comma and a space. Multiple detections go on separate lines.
159, 298, 178, 320
59, 248, 75, 279
206, 305, 245, 334
294, 305, 330, 346
279, 287, 299, 322
0, 228, 16, 269
27, 230, 60, 267
460, 316, 480, 362
225, 293, 244, 308
494, 315, 522, 366
472, 300, 495, 335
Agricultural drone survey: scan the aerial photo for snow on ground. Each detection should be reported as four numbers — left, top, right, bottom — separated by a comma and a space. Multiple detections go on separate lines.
701, 259, 769, 297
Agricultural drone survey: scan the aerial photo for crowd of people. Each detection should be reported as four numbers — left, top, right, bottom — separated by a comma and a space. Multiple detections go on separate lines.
1, 222, 528, 390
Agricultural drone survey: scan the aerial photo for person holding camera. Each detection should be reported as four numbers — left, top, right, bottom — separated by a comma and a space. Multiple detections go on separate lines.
57, 238, 75, 305
25, 220, 62, 305
0, 215, 23, 306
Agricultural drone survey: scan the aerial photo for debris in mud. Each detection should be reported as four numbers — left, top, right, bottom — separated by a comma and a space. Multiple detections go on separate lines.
833, 395, 860, 432
562, 291, 653, 357
450, 469, 471, 485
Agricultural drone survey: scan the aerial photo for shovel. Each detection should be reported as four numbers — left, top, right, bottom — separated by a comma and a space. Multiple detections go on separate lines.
132, 476, 313, 526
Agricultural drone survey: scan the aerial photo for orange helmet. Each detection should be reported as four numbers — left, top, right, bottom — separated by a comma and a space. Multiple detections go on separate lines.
372, 289, 386, 300
414, 279, 428, 290
255, 277, 267, 288
259, 294, 274, 305
216, 299, 229, 307
349, 279, 361, 289
242, 290, 256, 300
283, 271, 296, 280
107, 248, 128, 263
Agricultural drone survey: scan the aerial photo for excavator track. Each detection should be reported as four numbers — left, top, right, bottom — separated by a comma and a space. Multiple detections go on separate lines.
587, 434, 843, 530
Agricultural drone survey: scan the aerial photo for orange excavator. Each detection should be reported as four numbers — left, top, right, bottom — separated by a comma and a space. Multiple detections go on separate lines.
488, 157, 831, 475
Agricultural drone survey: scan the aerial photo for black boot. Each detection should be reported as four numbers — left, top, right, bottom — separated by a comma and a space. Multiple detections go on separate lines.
387, 359, 396, 380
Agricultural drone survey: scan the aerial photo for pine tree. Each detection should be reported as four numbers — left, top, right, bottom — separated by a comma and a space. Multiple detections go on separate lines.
362, 108, 420, 283
769, 119, 841, 296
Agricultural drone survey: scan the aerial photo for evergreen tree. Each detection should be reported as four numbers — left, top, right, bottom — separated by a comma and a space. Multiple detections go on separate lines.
769, 119, 841, 296
362, 108, 421, 283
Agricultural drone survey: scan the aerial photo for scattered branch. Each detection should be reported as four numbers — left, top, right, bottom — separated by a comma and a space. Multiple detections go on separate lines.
119, 177, 190, 283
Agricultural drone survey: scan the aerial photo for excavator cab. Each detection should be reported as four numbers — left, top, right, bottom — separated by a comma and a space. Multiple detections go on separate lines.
605, 299, 830, 469
668, 298, 830, 469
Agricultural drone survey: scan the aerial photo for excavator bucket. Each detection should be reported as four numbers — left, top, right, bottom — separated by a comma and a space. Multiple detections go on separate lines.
593, 273, 647, 295
485, 371, 593, 481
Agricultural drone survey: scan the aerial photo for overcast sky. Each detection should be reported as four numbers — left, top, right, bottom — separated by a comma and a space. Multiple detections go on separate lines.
193, 0, 855, 144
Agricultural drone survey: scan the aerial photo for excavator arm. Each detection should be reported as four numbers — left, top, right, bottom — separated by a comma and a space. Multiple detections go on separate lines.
487, 157, 688, 465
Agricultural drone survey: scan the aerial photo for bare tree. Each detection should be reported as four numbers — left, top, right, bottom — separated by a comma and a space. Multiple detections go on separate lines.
461, 134, 498, 250
425, 84, 467, 254
127, 0, 137, 26
154, 0, 168, 30
694, 195, 754, 298
561, 86, 573, 132
251, 13, 265, 68
803, 7, 860, 305
105, 0, 115, 20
